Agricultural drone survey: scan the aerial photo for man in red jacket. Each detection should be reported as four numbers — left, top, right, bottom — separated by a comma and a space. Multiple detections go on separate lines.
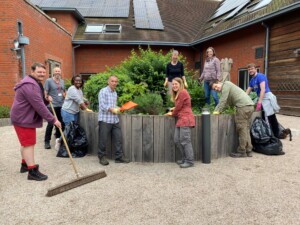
11, 62, 61, 181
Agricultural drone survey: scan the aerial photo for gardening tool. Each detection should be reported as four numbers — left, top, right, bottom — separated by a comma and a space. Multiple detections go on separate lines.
119, 101, 138, 112
46, 102, 107, 197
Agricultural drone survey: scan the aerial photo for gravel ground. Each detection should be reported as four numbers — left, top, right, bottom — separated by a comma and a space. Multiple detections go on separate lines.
0, 114, 299, 225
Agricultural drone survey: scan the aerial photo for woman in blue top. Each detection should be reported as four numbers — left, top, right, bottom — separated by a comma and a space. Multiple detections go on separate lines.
246, 63, 280, 137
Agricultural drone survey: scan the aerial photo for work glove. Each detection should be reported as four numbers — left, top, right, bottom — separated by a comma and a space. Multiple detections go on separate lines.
164, 81, 168, 87
256, 102, 262, 111
213, 111, 220, 115
184, 81, 188, 89
164, 112, 173, 116
86, 108, 93, 113
111, 108, 121, 114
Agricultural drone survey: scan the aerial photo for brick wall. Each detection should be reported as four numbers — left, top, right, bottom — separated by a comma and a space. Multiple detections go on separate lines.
45, 11, 79, 35
195, 24, 265, 84
0, 0, 73, 106
75, 45, 195, 75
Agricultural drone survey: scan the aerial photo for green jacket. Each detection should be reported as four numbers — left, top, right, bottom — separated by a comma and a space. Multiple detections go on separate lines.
215, 81, 254, 113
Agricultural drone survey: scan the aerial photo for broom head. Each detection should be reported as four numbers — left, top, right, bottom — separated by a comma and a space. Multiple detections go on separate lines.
46, 170, 107, 197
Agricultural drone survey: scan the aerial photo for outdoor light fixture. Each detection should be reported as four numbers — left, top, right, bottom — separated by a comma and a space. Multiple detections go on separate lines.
11, 40, 21, 51
11, 39, 21, 59
11, 36, 29, 59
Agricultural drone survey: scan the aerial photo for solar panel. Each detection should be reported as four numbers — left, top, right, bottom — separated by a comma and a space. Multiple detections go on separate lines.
29, 0, 130, 17
251, 0, 272, 11
133, 0, 164, 30
210, 0, 273, 20
224, 1, 249, 20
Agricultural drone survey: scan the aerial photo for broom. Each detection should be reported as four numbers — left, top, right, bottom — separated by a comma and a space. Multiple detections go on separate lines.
46, 102, 107, 197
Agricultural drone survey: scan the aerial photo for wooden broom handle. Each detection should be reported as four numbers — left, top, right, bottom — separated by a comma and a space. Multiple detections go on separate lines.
50, 102, 80, 178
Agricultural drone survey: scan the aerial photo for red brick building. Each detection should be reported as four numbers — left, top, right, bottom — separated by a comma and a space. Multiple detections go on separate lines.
1, 0, 300, 115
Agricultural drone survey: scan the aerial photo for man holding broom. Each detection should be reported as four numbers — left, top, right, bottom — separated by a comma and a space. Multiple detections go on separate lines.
97, 75, 130, 166
11, 63, 61, 181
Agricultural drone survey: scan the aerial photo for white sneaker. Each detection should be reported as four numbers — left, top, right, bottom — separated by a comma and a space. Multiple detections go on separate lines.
55, 138, 61, 151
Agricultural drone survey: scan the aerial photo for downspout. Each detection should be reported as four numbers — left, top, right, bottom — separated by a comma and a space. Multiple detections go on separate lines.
72, 45, 80, 76
21, 46, 26, 78
262, 22, 270, 76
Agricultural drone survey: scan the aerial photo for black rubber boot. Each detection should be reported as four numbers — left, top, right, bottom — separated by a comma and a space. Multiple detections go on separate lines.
28, 167, 48, 181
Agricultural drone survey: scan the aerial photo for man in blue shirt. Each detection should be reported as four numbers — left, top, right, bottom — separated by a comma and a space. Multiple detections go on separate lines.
97, 75, 130, 166
246, 63, 280, 138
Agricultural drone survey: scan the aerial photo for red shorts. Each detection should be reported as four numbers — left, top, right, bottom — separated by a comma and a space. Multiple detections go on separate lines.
14, 125, 36, 146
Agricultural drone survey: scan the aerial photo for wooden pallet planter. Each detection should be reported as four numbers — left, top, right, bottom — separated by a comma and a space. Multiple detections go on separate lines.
79, 112, 260, 162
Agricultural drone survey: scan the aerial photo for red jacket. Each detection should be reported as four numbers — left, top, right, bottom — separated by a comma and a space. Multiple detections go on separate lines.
172, 89, 195, 127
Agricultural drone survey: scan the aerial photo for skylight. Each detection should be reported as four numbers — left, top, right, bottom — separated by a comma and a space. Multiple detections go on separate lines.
85, 25, 104, 33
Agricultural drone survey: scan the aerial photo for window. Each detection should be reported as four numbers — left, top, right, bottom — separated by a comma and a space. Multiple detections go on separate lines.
104, 24, 122, 33
85, 25, 104, 33
255, 47, 263, 59
85, 24, 122, 33
80, 73, 96, 83
47, 59, 61, 78
238, 68, 260, 90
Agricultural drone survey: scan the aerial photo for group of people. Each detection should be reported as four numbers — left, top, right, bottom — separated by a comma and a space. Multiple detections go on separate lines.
165, 49, 283, 167
11, 48, 283, 181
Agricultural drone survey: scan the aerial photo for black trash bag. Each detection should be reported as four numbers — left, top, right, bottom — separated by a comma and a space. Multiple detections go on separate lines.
278, 123, 292, 141
57, 121, 88, 158
251, 117, 272, 144
253, 137, 283, 155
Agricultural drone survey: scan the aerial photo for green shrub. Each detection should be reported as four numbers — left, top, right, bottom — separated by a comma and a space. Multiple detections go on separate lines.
84, 72, 148, 111
0, 106, 10, 118
131, 93, 164, 115
64, 79, 71, 90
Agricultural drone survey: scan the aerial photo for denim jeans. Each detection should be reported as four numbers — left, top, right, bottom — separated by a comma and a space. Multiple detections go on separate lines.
61, 109, 78, 127
204, 80, 219, 105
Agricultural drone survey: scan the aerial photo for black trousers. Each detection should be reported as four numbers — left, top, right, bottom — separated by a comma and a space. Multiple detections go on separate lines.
44, 106, 64, 142
262, 110, 280, 138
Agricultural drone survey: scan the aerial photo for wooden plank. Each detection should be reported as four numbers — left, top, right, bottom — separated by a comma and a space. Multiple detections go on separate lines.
142, 116, 154, 162
270, 30, 300, 45
271, 13, 300, 30
90, 113, 99, 155
164, 116, 176, 162
153, 116, 164, 163
191, 116, 199, 160
269, 49, 296, 60
226, 115, 237, 156
210, 114, 219, 159
270, 22, 300, 37
196, 116, 202, 161
218, 115, 228, 158
269, 39, 300, 52
158, 116, 165, 162
131, 116, 143, 162
119, 115, 132, 160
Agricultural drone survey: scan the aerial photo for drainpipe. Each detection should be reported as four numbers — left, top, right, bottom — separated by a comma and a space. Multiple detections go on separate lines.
72, 45, 80, 75
262, 22, 270, 76
20, 46, 26, 78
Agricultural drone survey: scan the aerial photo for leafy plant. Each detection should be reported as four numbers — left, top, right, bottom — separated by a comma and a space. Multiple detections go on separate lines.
131, 93, 164, 115
0, 105, 10, 118
64, 79, 71, 90
84, 72, 147, 111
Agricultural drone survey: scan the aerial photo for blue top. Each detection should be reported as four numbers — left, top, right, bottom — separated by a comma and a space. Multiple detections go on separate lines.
249, 73, 270, 96
98, 86, 119, 124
